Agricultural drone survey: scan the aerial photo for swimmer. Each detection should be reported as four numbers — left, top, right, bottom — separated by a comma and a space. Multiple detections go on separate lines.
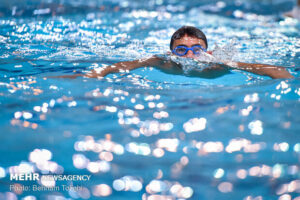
58, 26, 294, 79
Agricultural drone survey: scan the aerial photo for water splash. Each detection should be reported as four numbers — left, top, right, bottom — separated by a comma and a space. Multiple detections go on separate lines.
160, 41, 238, 75
170, 55, 214, 74
212, 39, 239, 62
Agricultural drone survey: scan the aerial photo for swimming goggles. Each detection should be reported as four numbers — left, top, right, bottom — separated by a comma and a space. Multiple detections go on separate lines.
172, 45, 207, 56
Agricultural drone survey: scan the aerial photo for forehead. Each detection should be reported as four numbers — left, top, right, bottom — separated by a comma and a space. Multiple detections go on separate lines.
173, 35, 206, 48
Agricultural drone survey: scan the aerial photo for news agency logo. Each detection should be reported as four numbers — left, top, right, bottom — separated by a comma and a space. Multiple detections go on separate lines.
10, 173, 91, 181
10, 173, 39, 181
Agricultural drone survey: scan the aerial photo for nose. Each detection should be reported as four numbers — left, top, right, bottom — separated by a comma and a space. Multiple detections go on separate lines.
185, 49, 194, 58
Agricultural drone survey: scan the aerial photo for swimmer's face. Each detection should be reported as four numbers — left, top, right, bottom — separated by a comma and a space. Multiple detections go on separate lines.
172, 34, 207, 58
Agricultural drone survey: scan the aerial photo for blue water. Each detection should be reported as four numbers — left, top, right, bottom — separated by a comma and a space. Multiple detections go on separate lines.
1, 0, 300, 199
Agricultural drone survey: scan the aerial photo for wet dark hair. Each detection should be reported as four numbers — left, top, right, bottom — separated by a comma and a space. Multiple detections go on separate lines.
170, 26, 208, 50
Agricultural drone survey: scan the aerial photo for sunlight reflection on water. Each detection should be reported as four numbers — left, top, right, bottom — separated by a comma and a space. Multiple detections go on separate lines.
0, 0, 300, 199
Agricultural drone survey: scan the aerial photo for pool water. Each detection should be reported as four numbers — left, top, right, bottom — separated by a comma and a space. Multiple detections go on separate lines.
0, 0, 300, 199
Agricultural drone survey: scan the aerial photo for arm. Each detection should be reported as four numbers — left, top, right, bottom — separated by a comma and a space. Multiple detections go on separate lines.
224, 61, 294, 79
87, 56, 163, 78
53, 56, 164, 79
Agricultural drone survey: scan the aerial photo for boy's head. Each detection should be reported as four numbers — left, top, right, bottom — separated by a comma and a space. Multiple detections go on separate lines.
170, 26, 208, 50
